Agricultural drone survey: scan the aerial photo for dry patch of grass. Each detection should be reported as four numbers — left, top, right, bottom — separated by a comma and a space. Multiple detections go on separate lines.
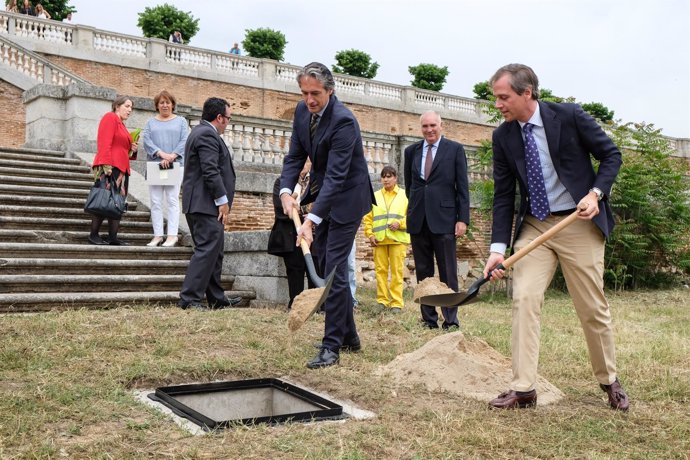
1, 288, 688, 458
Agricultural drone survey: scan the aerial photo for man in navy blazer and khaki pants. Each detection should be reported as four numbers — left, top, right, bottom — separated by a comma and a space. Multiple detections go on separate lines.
404, 111, 470, 330
280, 62, 374, 369
178, 97, 236, 310
483, 64, 629, 411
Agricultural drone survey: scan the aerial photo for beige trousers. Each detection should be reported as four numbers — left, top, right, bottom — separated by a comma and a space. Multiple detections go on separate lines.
510, 214, 618, 392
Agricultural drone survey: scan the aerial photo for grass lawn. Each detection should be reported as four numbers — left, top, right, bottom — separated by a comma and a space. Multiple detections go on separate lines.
1, 288, 688, 459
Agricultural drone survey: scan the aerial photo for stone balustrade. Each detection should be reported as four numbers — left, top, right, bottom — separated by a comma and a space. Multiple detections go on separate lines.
188, 117, 398, 175
0, 34, 85, 86
0, 10, 490, 125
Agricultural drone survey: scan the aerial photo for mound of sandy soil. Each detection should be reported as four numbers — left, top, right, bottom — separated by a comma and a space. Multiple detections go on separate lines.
288, 287, 326, 332
376, 331, 564, 405
412, 277, 455, 303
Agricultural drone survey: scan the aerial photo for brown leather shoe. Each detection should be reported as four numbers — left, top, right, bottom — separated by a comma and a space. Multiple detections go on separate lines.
600, 379, 629, 411
489, 389, 537, 409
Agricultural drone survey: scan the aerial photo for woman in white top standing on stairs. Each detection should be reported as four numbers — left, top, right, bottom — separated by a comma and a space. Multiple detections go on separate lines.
142, 90, 189, 247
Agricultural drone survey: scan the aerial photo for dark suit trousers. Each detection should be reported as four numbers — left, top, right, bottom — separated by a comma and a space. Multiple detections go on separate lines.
283, 246, 316, 309
180, 212, 226, 304
411, 218, 459, 327
313, 217, 360, 352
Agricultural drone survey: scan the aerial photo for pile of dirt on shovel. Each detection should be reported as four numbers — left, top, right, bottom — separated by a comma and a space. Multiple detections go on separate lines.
288, 287, 326, 332
376, 331, 565, 405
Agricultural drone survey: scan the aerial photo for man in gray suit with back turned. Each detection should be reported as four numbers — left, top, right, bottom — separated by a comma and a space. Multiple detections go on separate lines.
178, 97, 237, 310
404, 111, 470, 330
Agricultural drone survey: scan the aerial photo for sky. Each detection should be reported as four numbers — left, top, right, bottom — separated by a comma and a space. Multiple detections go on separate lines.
66, 0, 689, 138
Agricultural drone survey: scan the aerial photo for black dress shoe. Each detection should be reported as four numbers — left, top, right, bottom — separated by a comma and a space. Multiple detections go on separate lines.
88, 235, 109, 245
307, 347, 339, 369
178, 300, 209, 311
489, 389, 537, 409
108, 238, 129, 246
422, 321, 439, 330
208, 296, 242, 309
600, 378, 630, 411
442, 322, 460, 331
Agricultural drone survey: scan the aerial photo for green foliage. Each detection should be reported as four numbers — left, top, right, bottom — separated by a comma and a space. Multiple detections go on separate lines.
332, 49, 379, 79
33, 0, 75, 21
472, 81, 501, 124
581, 102, 615, 123
472, 81, 492, 101
605, 122, 690, 289
242, 28, 287, 61
408, 63, 449, 92
137, 3, 199, 42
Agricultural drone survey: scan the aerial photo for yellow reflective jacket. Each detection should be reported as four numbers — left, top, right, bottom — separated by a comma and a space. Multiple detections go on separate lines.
363, 185, 410, 244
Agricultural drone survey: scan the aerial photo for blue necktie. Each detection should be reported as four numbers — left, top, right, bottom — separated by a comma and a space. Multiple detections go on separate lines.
523, 123, 550, 220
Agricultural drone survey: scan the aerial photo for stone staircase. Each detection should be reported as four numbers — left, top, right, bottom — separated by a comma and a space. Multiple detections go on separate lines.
0, 147, 255, 312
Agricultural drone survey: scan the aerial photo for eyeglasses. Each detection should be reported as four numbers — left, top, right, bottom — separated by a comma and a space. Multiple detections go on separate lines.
219, 114, 232, 121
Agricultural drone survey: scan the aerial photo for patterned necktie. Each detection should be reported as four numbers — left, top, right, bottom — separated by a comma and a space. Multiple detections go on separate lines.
309, 113, 319, 141
523, 123, 550, 220
424, 144, 433, 180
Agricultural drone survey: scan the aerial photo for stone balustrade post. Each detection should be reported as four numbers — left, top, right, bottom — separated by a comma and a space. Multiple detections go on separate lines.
148, 40, 167, 61
402, 87, 416, 112
71, 25, 95, 50
261, 60, 277, 86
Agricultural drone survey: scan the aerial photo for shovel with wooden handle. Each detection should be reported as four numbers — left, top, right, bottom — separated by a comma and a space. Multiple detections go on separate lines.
285, 183, 335, 331
418, 209, 582, 307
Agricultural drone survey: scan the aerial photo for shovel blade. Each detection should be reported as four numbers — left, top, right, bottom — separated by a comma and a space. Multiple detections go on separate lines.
417, 276, 490, 307
302, 269, 335, 321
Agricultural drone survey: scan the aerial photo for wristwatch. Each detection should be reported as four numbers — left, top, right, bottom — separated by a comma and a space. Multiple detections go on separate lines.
589, 187, 604, 201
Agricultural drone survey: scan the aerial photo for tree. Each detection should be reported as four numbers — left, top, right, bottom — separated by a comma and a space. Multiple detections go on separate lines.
581, 102, 615, 123
408, 63, 449, 92
137, 3, 199, 43
242, 28, 287, 61
36, 0, 75, 21
605, 122, 690, 290
472, 81, 492, 101
332, 49, 379, 79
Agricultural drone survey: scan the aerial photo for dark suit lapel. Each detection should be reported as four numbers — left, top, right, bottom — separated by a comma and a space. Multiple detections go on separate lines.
540, 102, 562, 171
310, 95, 336, 155
428, 138, 446, 178
506, 121, 528, 184
412, 142, 423, 178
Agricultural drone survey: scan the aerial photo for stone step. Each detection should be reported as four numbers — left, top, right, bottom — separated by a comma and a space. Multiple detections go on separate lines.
0, 174, 94, 189
0, 290, 255, 312
0, 165, 93, 182
0, 274, 235, 293
0, 230, 163, 244
0, 258, 190, 275
0, 194, 140, 210
0, 205, 151, 222
2, 158, 90, 173
0, 148, 76, 163
0, 216, 156, 231
0, 183, 92, 199
0, 243, 192, 260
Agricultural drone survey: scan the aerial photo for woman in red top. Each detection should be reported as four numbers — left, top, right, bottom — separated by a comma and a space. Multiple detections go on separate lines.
88, 95, 138, 245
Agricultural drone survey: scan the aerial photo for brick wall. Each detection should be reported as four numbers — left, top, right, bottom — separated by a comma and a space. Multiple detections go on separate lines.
0, 80, 26, 148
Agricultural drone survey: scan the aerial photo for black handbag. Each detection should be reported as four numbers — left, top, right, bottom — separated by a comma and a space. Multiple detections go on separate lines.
84, 175, 128, 219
